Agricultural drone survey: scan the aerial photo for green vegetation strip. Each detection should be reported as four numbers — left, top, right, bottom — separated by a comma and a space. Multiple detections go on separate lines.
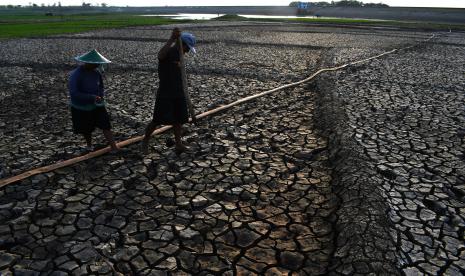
0, 14, 183, 39
2, 12, 465, 39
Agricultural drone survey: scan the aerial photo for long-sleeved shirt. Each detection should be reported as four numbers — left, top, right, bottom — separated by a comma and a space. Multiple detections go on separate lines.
68, 66, 105, 111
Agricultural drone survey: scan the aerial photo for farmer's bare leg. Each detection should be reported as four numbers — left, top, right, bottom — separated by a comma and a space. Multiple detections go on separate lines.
141, 120, 157, 154
173, 124, 186, 151
143, 120, 158, 142
103, 129, 119, 150
83, 133, 92, 148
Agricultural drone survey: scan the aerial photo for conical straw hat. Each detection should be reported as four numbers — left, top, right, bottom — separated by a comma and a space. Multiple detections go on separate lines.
74, 49, 111, 64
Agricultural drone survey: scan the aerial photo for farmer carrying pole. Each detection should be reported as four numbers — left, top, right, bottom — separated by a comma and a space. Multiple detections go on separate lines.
141, 27, 197, 154
68, 49, 119, 152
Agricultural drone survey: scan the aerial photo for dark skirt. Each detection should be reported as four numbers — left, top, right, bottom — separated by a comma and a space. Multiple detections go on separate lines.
152, 96, 189, 125
71, 106, 111, 135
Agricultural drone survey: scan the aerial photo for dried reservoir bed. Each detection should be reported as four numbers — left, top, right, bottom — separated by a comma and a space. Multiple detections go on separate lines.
0, 22, 463, 275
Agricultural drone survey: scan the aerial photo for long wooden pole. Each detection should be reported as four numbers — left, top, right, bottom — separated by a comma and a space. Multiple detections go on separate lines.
177, 35, 196, 122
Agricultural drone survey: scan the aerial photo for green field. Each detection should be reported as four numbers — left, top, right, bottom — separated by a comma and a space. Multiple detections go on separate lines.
0, 14, 183, 39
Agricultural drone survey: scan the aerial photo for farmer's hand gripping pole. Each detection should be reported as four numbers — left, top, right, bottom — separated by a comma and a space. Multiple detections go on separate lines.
177, 34, 196, 124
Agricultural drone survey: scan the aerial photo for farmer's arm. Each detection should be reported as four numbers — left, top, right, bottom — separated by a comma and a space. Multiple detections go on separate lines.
98, 72, 104, 97
69, 70, 98, 104
158, 28, 180, 60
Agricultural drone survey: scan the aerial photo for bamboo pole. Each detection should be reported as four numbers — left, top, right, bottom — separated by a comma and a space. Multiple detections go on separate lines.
177, 35, 196, 122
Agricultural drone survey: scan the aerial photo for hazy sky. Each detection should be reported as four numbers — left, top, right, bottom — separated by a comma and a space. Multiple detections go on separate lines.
2, 0, 464, 8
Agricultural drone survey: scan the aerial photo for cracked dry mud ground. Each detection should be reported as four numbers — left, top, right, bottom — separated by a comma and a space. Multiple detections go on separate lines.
0, 22, 428, 177
0, 83, 334, 275
1, 21, 464, 275
318, 32, 465, 275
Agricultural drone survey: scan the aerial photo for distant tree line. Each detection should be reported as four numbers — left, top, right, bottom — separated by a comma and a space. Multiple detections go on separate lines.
0, 2, 108, 9
1, 5, 23, 8
290, 1, 389, 8
0, 2, 112, 17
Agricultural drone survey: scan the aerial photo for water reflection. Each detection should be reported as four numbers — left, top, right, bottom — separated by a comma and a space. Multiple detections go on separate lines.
139, 13, 318, 20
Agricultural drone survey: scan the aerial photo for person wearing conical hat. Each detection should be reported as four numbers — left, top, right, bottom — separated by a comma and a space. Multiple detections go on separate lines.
68, 49, 119, 152
141, 27, 196, 154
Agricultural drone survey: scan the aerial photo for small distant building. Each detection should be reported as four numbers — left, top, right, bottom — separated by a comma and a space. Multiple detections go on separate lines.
297, 2, 312, 16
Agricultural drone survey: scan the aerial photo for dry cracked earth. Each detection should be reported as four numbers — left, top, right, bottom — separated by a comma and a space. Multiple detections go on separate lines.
0, 22, 464, 275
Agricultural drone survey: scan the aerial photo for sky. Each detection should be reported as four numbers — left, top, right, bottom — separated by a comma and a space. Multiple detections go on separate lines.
2, 0, 465, 8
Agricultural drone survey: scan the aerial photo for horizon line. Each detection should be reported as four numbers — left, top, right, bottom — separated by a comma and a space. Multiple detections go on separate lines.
2, 4, 465, 9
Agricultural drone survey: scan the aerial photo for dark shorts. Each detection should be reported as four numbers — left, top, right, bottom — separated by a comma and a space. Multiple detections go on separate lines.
152, 97, 189, 125
71, 106, 111, 135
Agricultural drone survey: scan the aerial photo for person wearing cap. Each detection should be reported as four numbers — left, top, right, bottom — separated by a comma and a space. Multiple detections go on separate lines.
68, 49, 119, 152
141, 27, 196, 154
